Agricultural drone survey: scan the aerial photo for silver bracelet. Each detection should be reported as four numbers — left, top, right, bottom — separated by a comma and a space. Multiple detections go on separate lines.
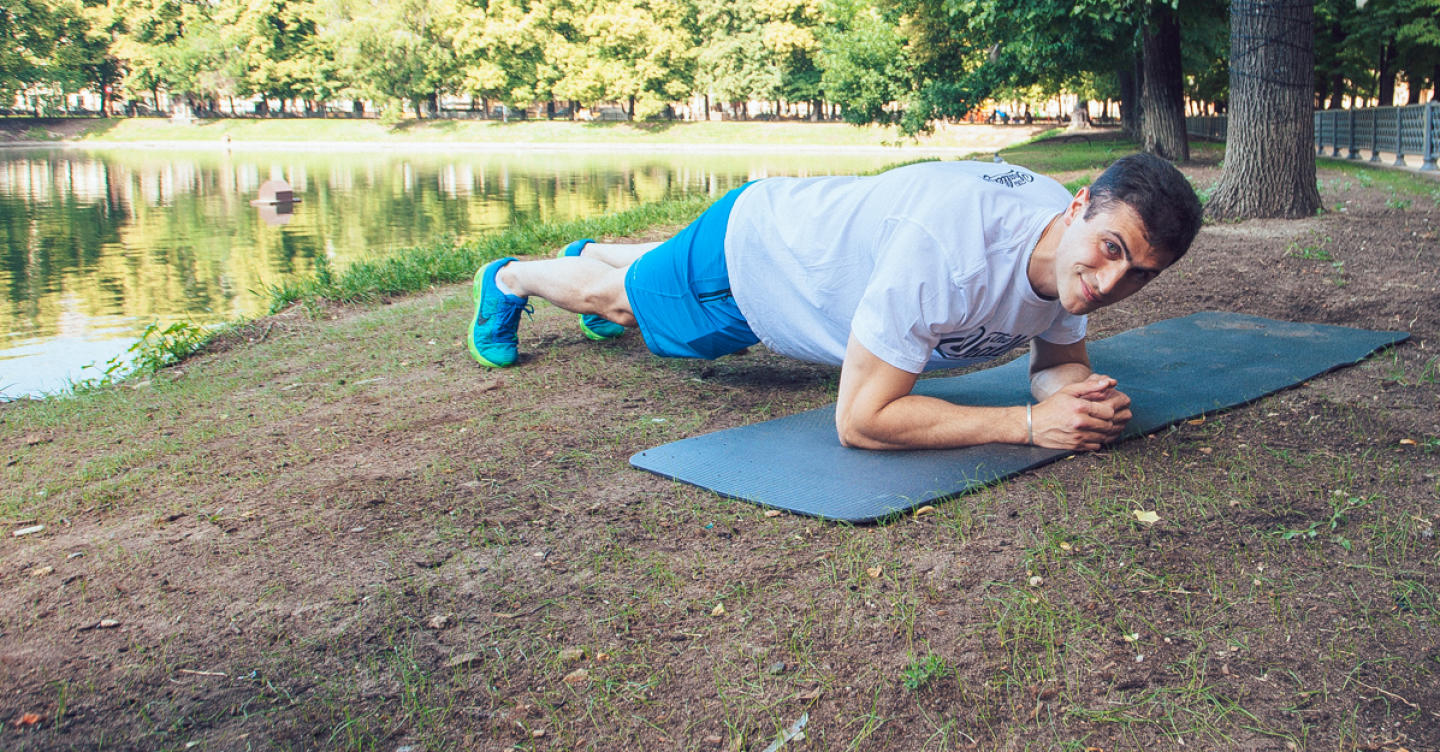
1026, 403, 1034, 446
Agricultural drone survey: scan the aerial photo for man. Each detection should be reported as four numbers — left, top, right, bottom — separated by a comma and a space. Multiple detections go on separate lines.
466, 153, 1202, 453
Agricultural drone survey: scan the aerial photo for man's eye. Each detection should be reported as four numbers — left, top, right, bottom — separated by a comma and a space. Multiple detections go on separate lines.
1103, 241, 1120, 257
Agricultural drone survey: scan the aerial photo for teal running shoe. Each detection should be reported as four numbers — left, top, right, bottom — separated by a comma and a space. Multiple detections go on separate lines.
467, 257, 531, 368
558, 238, 626, 341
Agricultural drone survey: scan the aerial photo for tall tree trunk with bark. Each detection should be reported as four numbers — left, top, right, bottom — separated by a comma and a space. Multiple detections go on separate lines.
1140, 5, 1188, 161
1376, 44, 1395, 106
1118, 63, 1141, 139
1068, 99, 1093, 130
1207, 0, 1322, 220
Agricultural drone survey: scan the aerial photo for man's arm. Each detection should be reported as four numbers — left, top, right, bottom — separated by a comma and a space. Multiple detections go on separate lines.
1029, 337, 1132, 448
834, 335, 1124, 451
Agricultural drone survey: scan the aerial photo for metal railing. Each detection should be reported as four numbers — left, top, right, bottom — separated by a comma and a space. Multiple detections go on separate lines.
1186, 103, 1439, 172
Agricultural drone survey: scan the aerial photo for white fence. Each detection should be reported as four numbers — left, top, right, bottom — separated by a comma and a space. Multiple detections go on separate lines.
1186, 103, 1440, 172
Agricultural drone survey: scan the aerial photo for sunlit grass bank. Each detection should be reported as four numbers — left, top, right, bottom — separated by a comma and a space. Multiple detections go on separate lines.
264, 197, 712, 311
71, 117, 1042, 149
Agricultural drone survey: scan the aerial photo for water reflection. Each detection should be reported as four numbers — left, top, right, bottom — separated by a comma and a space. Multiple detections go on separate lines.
0, 147, 912, 398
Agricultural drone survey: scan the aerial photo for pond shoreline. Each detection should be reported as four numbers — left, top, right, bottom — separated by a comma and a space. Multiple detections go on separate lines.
4, 139, 1000, 155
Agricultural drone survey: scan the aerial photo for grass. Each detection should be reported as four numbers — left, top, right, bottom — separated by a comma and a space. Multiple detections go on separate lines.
3, 137, 1437, 749
263, 197, 711, 311
68, 117, 1026, 149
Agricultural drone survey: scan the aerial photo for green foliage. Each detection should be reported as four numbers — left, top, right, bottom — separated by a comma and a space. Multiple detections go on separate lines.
1271, 494, 1374, 551
4, 0, 1432, 133
819, 0, 907, 124
900, 651, 948, 691
266, 197, 711, 310
75, 320, 213, 392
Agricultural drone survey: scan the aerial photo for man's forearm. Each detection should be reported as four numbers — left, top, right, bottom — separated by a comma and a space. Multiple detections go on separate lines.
837, 393, 1028, 450
1030, 362, 1093, 401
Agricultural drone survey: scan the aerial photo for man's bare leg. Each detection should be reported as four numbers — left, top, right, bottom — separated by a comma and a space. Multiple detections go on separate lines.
497, 258, 637, 328
573, 241, 661, 268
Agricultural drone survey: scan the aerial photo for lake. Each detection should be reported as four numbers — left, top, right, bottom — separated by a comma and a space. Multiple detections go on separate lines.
0, 146, 925, 399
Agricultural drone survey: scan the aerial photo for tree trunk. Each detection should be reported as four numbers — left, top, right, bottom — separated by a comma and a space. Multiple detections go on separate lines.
1433, 64, 1440, 101
1207, 0, 1321, 220
1376, 44, 1395, 107
704, 93, 710, 120
1140, 5, 1188, 161
1118, 64, 1141, 139
1327, 74, 1344, 109
1406, 71, 1422, 104
1068, 99, 1093, 130
628, 95, 635, 120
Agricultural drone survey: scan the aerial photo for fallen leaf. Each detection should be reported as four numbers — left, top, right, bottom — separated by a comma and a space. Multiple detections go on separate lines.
596, 651, 611, 663
1132, 510, 1161, 525
797, 685, 823, 701
763, 510, 782, 518
12, 525, 44, 537
13, 712, 41, 727
913, 505, 935, 517
1186, 418, 1205, 426
98, 619, 120, 629
1198, 447, 1213, 455
1028, 576, 1044, 587
562, 668, 590, 684
29, 566, 53, 578
559, 647, 585, 662
426, 614, 452, 630
866, 566, 882, 579
1399, 438, 1417, 446
445, 652, 483, 669
1058, 541, 1073, 552
711, 603, 726, 617
1123, 632, 1140, 643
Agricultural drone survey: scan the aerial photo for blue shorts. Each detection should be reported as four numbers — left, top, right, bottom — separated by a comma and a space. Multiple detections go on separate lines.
624, 183, 760, 359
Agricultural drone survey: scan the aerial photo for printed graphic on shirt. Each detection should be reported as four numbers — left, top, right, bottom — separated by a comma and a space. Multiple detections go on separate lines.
934, 327, 1030, 360
981, 170, 1035, 189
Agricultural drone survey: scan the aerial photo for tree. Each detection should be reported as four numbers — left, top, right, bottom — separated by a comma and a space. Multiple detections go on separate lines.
694, 0, 780, 117
328, 0, 459, 117
819, 0, 907, 124
1140, 2, 1188, 160
236, 0, 337, 113
1207, 0, 1322, 219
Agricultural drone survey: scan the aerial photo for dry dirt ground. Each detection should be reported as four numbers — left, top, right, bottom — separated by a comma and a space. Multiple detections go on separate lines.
1, 160, 1438, 751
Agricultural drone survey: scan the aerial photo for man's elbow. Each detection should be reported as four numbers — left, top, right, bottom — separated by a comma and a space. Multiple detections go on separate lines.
835, 409, 886, 450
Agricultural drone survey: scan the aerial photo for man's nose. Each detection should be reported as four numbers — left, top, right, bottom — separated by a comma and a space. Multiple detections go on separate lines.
1096, 262, 1125, 295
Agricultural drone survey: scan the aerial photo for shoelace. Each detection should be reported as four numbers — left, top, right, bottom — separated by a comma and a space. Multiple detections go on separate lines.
487, 298, 534, 344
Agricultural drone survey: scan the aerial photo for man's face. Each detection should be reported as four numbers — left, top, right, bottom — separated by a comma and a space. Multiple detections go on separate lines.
1051, 191, 1174, 316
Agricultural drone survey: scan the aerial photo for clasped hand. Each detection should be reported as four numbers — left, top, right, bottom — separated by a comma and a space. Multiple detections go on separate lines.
1031, 373, 1132, 451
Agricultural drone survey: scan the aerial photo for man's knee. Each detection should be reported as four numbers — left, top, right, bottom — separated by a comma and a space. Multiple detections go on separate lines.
587, 267, 637, 327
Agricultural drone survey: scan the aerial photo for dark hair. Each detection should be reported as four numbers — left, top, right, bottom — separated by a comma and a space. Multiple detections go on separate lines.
1083, 152, 1202, 261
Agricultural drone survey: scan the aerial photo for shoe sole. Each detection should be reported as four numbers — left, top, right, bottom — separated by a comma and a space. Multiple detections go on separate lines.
468, 263, 512, 368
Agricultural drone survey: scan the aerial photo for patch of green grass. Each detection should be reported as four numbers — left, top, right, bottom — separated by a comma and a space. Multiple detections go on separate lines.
78, 117, 1015, 149
1271, 494, 1374, 551
265, 199, 711, 311
1285, 232, 1333, 261
901, 650, 949, 691
1317, 157, 1440, 201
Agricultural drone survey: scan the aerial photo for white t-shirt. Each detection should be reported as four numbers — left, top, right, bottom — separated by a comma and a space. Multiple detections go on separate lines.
724, 161, 1086, 373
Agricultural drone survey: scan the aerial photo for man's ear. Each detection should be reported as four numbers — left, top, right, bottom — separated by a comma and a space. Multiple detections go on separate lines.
1063, 186, 1090, 224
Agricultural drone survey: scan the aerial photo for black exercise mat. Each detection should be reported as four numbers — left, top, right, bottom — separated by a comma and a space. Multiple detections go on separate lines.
629, 312, 1409, 523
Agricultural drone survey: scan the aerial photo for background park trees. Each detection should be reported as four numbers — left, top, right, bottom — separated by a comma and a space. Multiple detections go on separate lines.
3, 0, 1436, 133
